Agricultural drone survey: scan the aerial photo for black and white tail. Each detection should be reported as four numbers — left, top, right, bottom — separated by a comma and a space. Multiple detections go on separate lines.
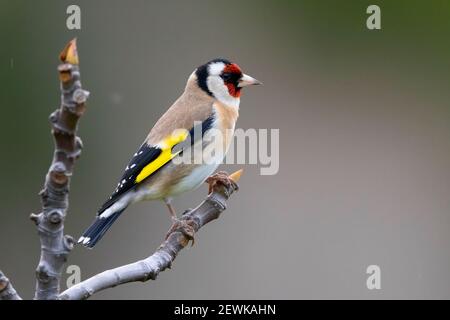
78, 209, 125, 248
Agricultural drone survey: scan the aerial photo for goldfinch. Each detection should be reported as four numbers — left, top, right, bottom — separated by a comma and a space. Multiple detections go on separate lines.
78, 59, 261, 248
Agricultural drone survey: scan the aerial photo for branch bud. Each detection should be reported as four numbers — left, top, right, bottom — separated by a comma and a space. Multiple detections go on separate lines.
29, 212, 41, 225
63, 235, 75, 251
59, 38, 79, 65
48, 210, 63, 224
73, 89, 89, 104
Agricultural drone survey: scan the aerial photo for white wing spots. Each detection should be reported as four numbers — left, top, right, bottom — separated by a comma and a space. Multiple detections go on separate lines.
126, 153, 140, 171
114, 179, 128, 193
78, 236, 90, 245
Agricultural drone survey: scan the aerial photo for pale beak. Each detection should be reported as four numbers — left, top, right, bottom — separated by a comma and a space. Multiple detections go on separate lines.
238, 74, 262, 87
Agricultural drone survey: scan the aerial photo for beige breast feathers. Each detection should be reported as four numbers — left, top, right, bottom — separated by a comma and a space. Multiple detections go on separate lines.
213, 101, 239, 151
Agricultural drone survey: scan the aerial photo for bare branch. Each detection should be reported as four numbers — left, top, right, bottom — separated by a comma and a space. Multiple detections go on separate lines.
0, 270, 22, 300
31, 39, 89, 300
58, 170, 242, 300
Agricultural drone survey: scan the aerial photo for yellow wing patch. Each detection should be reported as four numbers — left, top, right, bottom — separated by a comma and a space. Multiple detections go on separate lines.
135, 129, 189, 183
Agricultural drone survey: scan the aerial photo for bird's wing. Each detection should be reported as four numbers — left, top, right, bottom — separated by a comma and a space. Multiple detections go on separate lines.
97, 114, 215, 215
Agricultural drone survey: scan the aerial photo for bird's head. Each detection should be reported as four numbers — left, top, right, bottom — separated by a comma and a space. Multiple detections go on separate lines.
195, 58, 261, 107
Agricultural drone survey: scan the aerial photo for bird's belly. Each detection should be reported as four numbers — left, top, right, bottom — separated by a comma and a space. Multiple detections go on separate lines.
169, 163, 220, 195
135, 162, 219, 201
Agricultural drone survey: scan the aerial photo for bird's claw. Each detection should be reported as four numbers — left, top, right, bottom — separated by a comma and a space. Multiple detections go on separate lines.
165, 217, 196, 246
206, 171, 238, 194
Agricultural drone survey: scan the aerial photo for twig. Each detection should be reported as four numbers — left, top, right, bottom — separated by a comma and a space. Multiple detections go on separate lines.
58, 170, 242, 300
0, 270, 22, 300
30, 39, 89, 300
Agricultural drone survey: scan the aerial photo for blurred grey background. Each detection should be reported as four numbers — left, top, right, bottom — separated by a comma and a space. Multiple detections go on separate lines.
1, 0, 450, 299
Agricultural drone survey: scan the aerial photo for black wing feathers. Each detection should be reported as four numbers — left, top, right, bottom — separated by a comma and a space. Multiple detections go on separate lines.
97, 144, 161, 214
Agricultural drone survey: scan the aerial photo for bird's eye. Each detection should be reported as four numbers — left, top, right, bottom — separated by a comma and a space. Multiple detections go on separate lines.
221, 73, 232, 81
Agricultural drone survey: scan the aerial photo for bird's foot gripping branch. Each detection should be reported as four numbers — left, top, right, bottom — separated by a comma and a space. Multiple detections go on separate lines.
165, 169, 243, 246
58, 169, 242, 300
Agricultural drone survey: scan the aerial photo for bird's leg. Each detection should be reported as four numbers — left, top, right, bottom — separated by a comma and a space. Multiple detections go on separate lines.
164, 202, 196, 245
166, 202, 177, 220
206, 171, 239, 194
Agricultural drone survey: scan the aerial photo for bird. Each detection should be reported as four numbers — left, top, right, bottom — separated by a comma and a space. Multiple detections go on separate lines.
78, 58, 261, 248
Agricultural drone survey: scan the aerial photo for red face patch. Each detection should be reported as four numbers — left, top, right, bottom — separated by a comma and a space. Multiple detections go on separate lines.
223, 63, 242, 75
226, 83, 241, 98
222, 63, 243, 98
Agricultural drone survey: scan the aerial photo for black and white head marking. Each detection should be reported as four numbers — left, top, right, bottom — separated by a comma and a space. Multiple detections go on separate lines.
196, 58, 242, 108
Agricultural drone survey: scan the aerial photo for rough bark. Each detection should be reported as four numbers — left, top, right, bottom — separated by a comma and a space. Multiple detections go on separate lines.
58, 170, 242, 300
30, 39, 89, 300
0, 270, 22, 300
